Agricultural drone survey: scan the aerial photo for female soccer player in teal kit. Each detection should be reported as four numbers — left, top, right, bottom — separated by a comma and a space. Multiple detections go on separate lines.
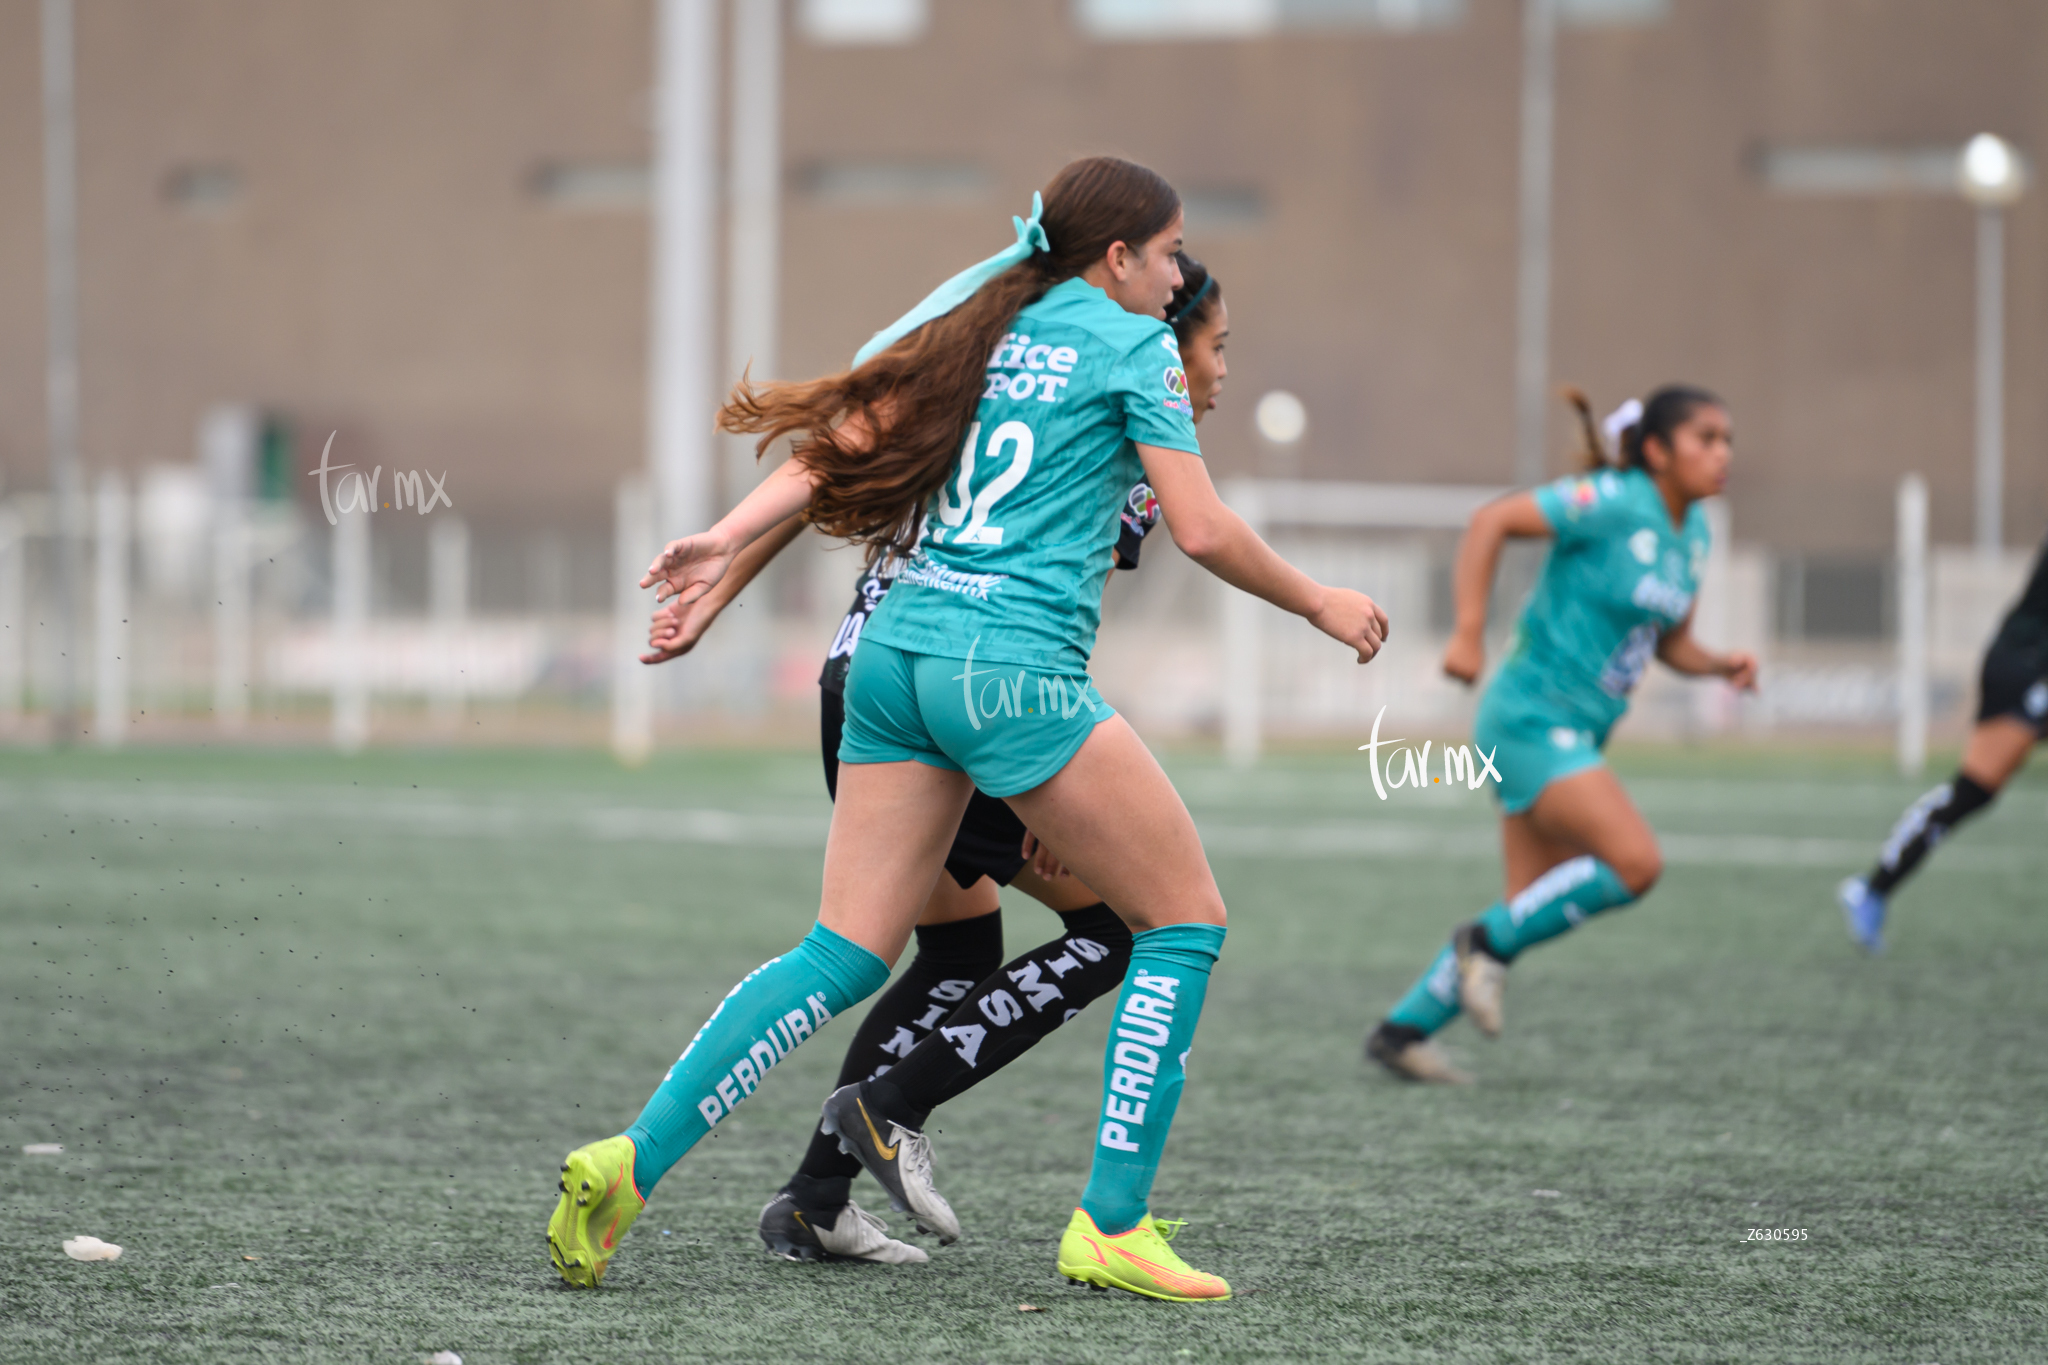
545, 157, 1385, 1301
1366, 387, 1758, 1084
639, 254, 1232, 1268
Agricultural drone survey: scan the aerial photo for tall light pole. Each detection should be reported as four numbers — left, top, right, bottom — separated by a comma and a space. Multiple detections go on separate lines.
1512, 0, 1558, 489
645, 0, 719, 722
649, 0, 719, 550
1956, 133, 2027, 560
726, 0, 780, 508
40, 0, 83, 739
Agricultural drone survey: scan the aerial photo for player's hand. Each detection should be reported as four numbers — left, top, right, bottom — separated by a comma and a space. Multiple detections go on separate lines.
1443, 630, 1485, 685
1021, 830, 1070, 880
1721, 650, 1760, 692
640, 592, 724, 665
1309, 587, 1388, 664
641, 532, 733, 607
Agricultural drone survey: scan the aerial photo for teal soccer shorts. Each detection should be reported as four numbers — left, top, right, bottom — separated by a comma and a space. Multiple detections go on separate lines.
1472, 691, 1608, 815
838, 639, 1117, 799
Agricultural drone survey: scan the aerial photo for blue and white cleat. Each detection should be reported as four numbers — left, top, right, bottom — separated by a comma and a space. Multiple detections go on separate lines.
1836, 876, 1887, 954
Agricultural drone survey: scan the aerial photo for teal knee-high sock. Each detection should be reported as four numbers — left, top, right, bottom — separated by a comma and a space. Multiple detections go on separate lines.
625, 922, 887, 1199
1476, 855, 1635, 961
1080, 923, 1226, 1237
1384, 944, 1461, 1036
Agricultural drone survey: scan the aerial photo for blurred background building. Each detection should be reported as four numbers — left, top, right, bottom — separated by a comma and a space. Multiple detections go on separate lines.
0, 0, 2041, 752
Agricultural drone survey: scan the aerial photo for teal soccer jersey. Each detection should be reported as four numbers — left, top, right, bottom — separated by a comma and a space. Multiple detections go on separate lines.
861, 276, 1201, 673
1485, 466, 1712, 740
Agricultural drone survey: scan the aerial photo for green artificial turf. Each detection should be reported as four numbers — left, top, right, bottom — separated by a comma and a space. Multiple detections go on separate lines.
1, 743, 2043, 1363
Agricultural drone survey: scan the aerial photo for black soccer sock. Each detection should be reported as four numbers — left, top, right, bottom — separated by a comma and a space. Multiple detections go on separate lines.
789, 910, 1005, 1191
879, 903, 1136, 1117
1867, 772, 1997, 896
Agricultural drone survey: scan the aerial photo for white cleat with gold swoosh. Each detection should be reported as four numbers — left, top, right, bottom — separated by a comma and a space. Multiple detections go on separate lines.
818, 1082, 961, 1244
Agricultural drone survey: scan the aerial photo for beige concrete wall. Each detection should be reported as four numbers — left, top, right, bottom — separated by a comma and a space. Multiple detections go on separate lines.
2, 0, 2043, 559
0, 0, 654, 531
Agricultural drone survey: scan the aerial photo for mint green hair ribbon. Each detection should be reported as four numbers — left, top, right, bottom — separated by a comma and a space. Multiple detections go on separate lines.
851, 192, 1050, 368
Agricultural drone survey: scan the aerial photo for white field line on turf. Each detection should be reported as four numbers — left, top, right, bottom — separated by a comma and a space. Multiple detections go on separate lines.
0, 784, 830, 847
1189, 822, 2027, 870
0, 781, 2038, 871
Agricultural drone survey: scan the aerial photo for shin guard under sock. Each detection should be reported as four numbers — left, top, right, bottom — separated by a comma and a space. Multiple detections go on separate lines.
880, 903, 1136, 1116
1868, 773, 1996, 896
790, 911, 1005, 1188
1080, 922, 1226, 1237
625, 921, 888, 1199
1474, 856, 1636, 961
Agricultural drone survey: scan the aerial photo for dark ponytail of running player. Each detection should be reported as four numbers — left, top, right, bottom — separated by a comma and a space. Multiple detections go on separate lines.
1564, 384, 1723, 472
1563, 387, 1611, 471
719, 156, 1182, 557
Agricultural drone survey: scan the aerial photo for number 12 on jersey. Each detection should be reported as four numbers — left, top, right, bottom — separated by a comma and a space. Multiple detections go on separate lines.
930, 420, 1033, 547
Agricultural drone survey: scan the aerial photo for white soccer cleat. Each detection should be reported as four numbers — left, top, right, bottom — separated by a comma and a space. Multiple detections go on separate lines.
818, 1083, 962, 1244
814, 1202, 929, 1264
1453, 921, 1508, 1038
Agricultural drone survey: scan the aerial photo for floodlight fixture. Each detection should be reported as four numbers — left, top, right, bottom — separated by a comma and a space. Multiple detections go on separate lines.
1255, 391, 1308, 446
1957, 132, 2026, 208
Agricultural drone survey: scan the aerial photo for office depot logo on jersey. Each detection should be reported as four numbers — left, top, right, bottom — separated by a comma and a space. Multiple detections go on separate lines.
1358, 706, 1501, 800
983, 332, 1076, 403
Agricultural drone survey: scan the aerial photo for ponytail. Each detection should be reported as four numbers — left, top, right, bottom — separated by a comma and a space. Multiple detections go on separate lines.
1562, 386, 1608, 471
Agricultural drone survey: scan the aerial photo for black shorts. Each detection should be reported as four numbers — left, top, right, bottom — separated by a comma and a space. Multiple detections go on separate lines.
820, 686, 1030, 890
1976, 630, 2048, 731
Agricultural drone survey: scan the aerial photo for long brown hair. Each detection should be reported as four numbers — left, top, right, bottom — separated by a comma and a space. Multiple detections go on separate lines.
720, 156, 1182, 556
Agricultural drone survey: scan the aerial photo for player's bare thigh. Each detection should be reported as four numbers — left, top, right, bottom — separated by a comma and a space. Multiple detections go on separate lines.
1002, 715, 1226, 932
819, 759, 976, 964
916, 872, 1001, 926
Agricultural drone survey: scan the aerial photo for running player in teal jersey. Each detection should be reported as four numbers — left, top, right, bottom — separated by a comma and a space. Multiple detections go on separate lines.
1365, 386, 1758, 1083
545, 159, 1384, 1300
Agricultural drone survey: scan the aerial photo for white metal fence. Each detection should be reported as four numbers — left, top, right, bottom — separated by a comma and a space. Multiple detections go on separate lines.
0, 473, 2027, 764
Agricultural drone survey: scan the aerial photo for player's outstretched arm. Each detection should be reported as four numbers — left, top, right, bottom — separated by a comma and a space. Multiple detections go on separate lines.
643, 513, 807, 665
641, 455, 819, 608
1443, 491, 1552, 684
1138, 443, 1388, 663
1655, 612, 1759, 690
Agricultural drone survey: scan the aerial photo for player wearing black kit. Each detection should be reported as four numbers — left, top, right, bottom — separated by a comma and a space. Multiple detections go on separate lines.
1839, 533, 2048, 951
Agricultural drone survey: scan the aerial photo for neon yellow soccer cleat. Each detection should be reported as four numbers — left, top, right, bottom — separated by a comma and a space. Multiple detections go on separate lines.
1056, 1207, 1231, 1302
547, 1134, 646, 1287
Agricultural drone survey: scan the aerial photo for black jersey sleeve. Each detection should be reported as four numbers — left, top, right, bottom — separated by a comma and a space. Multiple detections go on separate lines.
1114, 481, 1162, 570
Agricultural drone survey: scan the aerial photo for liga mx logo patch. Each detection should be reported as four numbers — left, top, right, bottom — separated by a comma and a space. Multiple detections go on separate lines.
1163, 366, 1192, 414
